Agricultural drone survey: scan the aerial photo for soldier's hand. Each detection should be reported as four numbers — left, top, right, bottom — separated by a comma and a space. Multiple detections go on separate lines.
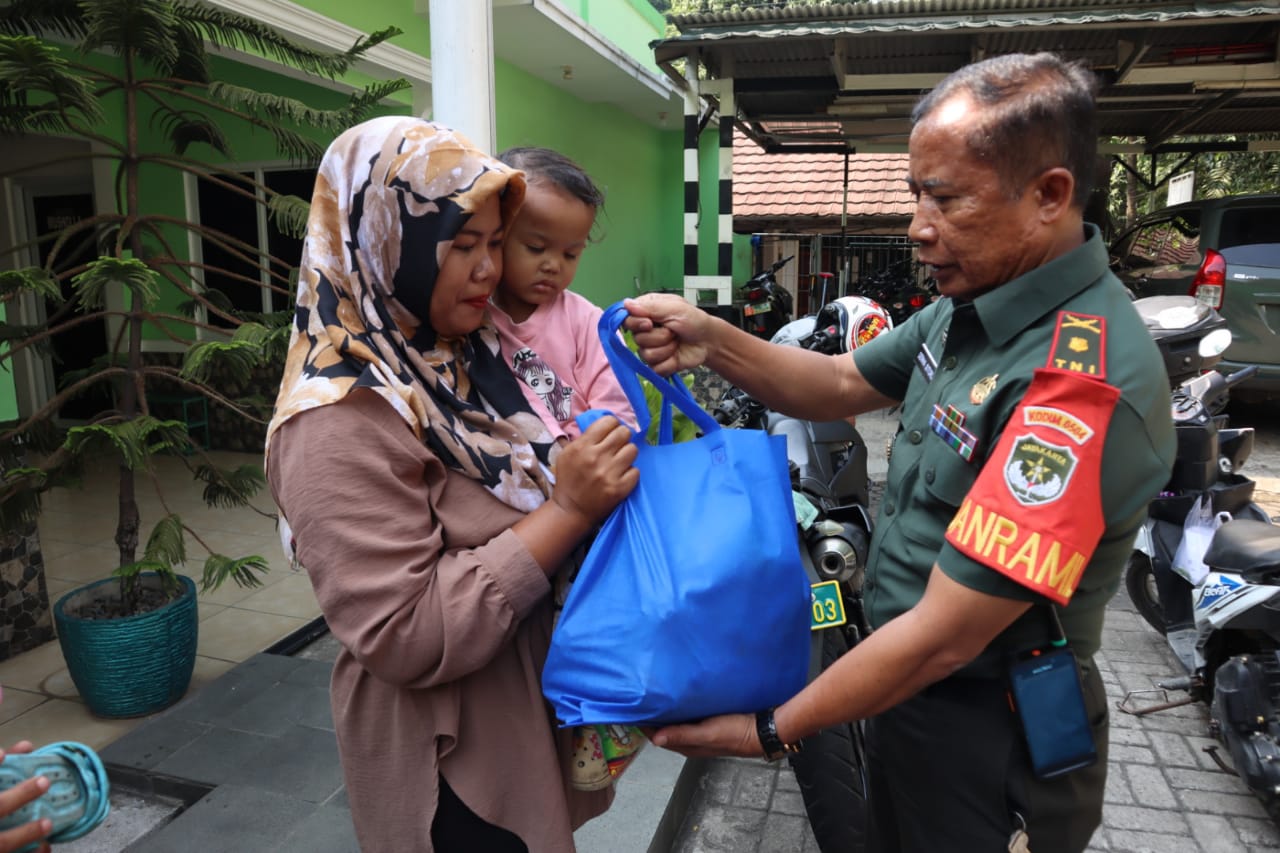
623, 295, 713, 376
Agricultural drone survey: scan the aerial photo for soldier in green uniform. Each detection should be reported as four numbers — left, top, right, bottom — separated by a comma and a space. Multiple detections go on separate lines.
626, 52, 1175, 853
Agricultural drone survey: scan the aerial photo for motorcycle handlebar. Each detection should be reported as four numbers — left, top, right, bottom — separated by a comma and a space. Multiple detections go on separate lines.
1170, 364, 1259, 421
770, 254, 795, 273
744, 255, 794, 289
797, 326, 841, 355
1225, 365, 1260, 387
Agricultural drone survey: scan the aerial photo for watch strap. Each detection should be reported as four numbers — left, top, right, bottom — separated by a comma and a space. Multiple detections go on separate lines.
755, 707, 801, 761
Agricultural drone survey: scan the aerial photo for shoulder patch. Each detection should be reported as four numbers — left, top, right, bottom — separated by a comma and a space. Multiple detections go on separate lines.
1020, 406, 1095, 444
1046, 311, 1106, 380
1002, 434, 1078, 506
945, 368, 1121, 605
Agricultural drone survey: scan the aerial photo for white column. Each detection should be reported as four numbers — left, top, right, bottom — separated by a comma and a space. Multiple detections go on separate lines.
428, 0, 496, 152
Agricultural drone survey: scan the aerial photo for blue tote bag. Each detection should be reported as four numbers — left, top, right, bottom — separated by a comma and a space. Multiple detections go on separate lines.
542, 302, 810, 727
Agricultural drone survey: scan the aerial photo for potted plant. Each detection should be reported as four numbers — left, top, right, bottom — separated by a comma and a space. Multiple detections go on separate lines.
0, 0, 407, 717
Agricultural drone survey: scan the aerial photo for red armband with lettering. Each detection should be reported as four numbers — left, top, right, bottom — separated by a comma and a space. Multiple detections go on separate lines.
944, 366, 1120, 604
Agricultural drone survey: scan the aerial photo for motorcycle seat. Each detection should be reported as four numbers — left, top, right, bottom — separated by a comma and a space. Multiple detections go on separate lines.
1204, 518, 1280, 582
768, 416, 862, 500
808, 419, 861, 445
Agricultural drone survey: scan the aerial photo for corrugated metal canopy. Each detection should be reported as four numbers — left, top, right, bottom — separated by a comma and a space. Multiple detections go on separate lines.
653, 0, 1280, 154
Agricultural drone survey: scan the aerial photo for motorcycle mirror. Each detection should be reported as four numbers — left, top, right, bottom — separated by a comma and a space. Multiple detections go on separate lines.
1198, 327, 1233, 358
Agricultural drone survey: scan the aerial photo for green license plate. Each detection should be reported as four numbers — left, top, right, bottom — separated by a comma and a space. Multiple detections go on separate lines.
810, 580, 847, 630
743, 300, 771, 317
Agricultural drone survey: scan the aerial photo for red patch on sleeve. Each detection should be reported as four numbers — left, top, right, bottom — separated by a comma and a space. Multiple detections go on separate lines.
944, 368, 1120, 604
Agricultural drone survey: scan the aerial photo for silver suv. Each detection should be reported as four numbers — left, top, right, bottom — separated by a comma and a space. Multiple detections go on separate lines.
1109, 194, 1280, 401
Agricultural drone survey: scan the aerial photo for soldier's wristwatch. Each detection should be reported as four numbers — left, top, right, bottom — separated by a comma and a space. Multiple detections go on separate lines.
756, 707, 802, 762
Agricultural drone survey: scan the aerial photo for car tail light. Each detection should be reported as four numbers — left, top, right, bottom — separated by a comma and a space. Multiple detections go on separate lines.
1189, 248, 1226, 309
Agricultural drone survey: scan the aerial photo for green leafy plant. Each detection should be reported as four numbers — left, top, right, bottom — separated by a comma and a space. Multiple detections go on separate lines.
1105, 135, 1280, 233
0, 0, 408, 614
624, 331, 700, 444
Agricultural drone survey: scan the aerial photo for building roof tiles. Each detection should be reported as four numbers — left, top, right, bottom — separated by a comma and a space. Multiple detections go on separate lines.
732, 132, 915, 221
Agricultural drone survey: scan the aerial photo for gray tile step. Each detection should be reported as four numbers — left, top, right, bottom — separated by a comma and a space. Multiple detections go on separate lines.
95, 650, 694, 851
575, 744, 699, 853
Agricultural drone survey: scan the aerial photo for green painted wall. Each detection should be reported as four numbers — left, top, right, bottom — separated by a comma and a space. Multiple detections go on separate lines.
206, 54, 400, 159
300, 0, 667, 74
495, 59, 684, 306
0, 319, 14, 419
734, 232, 753, 280
572, 0, 669, 70
287, 0, 431, 51
697, 127, 720, 278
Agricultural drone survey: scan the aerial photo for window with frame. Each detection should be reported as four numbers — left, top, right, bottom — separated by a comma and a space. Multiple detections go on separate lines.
1122, 213, 1200, 268
194, 167, 314, 328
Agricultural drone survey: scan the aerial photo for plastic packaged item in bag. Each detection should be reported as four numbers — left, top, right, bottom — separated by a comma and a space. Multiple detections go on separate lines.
1171, 494, 1231, 585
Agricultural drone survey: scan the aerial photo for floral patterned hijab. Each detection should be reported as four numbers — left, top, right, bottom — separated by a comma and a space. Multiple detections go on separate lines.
266, 116, 556, 512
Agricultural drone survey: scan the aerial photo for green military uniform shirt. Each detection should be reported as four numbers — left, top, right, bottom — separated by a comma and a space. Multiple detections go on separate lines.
853, 226, 1176, 672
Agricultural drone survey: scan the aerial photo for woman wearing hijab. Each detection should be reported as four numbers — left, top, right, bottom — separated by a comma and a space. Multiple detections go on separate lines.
266, 116, 638, 853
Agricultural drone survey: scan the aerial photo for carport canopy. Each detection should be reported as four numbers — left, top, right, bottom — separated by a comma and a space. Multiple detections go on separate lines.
652, 0, 1280, 157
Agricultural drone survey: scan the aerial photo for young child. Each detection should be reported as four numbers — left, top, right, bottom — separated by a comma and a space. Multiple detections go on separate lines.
489, 147, 643, 790
489, 146, 637, 439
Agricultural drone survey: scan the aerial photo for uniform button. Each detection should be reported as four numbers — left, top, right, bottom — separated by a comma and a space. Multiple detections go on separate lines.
865, 579, 875, 591
885, 502, 895, 515
908, 430, 923, 444
924, 469, 935, 484
943, 356, 957, 369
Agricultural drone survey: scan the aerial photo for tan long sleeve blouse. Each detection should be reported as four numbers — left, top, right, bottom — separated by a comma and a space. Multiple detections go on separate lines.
267, 389, 611, 852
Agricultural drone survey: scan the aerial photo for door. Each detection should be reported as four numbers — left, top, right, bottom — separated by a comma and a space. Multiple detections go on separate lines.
29, 192, 112, 421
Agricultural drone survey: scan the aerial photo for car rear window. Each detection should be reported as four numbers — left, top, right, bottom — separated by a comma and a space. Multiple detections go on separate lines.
1120, 213, 1200, 267
1218, 208, 1280, 268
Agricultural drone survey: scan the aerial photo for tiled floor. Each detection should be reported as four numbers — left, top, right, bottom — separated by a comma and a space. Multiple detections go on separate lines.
0, 450, 317, 752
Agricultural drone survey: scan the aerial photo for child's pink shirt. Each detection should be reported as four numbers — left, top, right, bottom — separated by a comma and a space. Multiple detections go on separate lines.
488, 290, 638, 439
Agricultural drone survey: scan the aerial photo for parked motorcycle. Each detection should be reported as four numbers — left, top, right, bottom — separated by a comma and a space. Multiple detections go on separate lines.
852, 257, 936, 326
712, 295, 893, 853
739, 254, 796, 340
1123, 295, 1280, 821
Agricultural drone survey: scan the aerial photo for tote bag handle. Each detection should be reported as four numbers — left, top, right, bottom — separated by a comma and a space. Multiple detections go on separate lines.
597, 301, 720, 444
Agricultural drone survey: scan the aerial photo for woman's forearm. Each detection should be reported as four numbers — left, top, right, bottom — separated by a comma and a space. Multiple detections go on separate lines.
512, 500, 595, 577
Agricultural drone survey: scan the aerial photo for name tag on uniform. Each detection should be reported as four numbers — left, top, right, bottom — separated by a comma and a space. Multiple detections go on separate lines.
915, 343, 937, 383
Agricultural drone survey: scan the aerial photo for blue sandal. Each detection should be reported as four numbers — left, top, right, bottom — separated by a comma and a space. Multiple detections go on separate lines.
0, 741, 111, 849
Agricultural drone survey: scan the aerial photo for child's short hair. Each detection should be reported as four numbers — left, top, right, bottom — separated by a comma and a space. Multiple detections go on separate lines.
498, 147, 604, 212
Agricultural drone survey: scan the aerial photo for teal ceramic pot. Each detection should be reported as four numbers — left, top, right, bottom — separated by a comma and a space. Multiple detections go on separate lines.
54, 573, 198, 718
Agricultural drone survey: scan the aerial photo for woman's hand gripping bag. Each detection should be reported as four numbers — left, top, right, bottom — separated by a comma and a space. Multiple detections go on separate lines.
542, 302, 811, 727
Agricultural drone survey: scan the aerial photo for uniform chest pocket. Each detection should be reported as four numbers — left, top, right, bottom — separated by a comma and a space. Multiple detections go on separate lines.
899, 435, 981, 553
919, 435, 979, 506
